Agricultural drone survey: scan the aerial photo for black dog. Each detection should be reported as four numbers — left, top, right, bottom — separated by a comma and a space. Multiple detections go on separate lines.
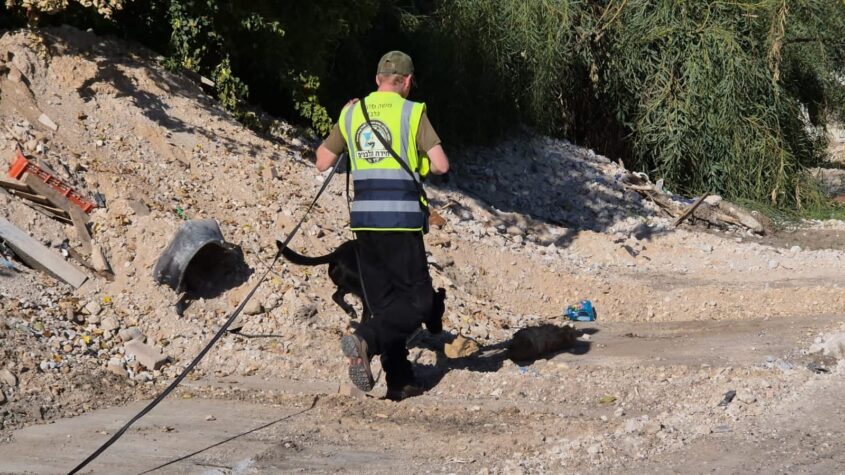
280, 240, 445, 332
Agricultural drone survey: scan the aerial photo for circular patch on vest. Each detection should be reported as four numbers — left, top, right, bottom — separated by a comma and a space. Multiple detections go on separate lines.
355, 120, 393, 164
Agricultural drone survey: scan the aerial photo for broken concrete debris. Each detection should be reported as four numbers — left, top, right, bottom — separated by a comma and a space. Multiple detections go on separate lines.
100, 316, 119, 332
118, 327, 144, 342
2, 27, 845, 472
124, 340, 168, 371
0, 217, 87, 288
243, 299, 264, 316
621, 172, 772, 234
0, 369, 17, 387
90, 243, 112, 274
107, 358, 127, 377
37, 113, 58, 132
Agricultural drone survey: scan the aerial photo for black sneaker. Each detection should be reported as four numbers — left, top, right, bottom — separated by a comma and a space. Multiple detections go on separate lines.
341, 334, 374, 392
385, 384, 425, 402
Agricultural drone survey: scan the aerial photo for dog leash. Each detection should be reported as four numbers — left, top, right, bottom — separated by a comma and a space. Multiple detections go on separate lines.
68, 156, 346, 475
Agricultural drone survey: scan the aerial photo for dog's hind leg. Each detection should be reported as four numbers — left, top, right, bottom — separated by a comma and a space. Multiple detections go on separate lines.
332, 289, 357, 319
361, 304, 372, 325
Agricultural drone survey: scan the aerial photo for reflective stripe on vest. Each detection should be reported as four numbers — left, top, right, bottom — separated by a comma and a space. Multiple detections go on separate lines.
338, 92, 426, 231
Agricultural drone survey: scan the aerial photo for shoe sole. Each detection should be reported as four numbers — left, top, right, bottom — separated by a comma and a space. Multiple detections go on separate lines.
341, 335, 374, 392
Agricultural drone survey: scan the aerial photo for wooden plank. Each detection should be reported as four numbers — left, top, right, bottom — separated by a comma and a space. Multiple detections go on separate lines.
29, 201, 72, 220
673, 194, 709, 227
21, 202, 73, 225
23, 174, 92, 253
8, 189, 53, 207
0, 179, 32, 193
0, 217, 87, 288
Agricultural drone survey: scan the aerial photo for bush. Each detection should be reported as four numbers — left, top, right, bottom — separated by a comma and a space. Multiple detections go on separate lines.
424, 0, 845, 207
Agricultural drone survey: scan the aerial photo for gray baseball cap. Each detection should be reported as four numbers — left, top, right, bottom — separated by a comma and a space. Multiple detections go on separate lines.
377, 51, 414, 75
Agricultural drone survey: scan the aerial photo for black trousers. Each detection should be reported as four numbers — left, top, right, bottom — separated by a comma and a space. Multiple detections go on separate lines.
353, 231, 433, 389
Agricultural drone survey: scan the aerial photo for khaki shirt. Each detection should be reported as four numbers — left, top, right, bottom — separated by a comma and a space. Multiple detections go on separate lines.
322, 110, 441, 156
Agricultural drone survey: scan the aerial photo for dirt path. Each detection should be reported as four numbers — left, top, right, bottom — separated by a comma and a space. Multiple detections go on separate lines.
626, 376, 845, 474
1, 314, 840, 474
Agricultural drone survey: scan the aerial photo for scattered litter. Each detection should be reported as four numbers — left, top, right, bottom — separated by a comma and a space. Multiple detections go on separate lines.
8, 150, 97, 213
153, 219, 242, 293
717, 389, 736, 407
0, 256, 18, 271
598, 394, 617, 405
807, 362, 830, 374
565, 300, 597, 322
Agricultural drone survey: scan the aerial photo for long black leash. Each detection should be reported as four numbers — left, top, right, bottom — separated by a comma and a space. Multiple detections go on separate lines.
68, 157, 345, 475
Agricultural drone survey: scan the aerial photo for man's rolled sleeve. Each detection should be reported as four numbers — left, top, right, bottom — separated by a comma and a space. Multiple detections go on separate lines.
416, 111, 441, 153
322, 124, 347, 155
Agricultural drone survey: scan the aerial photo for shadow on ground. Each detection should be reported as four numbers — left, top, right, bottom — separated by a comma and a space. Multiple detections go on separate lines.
412, 327, 595, 392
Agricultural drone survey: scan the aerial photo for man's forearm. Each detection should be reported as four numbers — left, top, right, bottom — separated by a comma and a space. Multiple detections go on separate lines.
315, 144, 339, 172
427, 145, 449, 175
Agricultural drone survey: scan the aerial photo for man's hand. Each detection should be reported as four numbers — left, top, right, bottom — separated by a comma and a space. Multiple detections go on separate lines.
426, 145, 449, 175
315, 144, 339, 172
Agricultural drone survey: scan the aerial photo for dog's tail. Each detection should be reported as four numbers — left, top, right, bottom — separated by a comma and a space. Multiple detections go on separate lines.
279, 246, 338, 266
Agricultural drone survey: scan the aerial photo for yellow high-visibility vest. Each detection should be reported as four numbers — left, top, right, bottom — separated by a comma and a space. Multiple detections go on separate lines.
339, 91, 428, 231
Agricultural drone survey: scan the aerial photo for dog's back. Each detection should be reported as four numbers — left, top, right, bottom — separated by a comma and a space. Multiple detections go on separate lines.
281, 240, 361, 300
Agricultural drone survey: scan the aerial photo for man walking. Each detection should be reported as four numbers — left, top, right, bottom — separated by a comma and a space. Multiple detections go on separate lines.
314, 51, 449, 401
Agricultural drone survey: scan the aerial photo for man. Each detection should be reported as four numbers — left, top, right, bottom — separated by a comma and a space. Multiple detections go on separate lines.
315, 51, 449, 401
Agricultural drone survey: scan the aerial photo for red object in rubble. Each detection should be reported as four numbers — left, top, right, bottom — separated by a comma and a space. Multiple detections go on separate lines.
7, 149, 97, 213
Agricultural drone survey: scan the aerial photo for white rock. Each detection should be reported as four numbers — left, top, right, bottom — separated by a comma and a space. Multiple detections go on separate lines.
822, 333, 845, 359
38, 113, 58, 131
84, 301, 102, 316
703, 195, 722, 206
118, 327, 144, 342
0, 369, 17, 387
736, 389, 756, 404
243, 300, 264, 316
91, 244, 112, 273
101, 316, 119, 332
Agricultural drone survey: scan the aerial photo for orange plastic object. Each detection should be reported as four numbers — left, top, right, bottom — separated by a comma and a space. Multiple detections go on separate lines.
7, 149, 97, 213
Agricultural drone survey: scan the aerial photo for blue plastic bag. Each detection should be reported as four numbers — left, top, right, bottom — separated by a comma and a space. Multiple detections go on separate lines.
565, 300, 597, 322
